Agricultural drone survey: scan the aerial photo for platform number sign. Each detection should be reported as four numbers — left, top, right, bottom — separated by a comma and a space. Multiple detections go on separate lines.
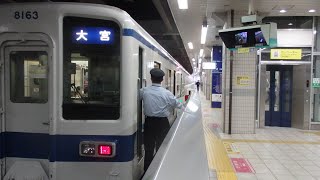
313, 78, 320, 88
14, 11, 38, 20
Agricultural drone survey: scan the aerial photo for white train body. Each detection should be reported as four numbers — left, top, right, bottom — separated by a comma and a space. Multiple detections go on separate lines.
0, 3, 190, 180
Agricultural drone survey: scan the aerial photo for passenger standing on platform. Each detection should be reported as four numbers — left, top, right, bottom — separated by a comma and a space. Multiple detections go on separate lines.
196, 81, 200, 91
140, 68, 183, 171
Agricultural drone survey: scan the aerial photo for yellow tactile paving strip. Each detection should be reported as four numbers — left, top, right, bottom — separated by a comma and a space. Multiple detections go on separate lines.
222, 138, 320, 145
203, 123, 237, 180
301, 131, 320, 136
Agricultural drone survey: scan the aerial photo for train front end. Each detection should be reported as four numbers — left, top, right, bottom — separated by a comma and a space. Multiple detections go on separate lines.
0, 3, 141, 180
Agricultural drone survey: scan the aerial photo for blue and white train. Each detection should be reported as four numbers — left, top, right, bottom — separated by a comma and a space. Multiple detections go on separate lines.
0, 2, 191, 180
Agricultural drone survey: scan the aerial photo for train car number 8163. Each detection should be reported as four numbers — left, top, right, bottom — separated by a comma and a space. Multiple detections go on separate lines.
14, 11, 38, 20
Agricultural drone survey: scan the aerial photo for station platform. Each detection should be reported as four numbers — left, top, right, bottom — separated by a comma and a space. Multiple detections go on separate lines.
201, 92, 320, 180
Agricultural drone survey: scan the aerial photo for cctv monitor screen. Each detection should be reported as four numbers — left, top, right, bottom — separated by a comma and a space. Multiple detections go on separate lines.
255, 31, 266, 45
235, 32, 247, 46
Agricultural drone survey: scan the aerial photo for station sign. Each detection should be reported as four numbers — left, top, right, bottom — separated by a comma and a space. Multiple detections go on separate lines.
313, 78, 320, 88
72, 27, 114, 45
236, 76, 250, 86
237, 48, 250, 54
270, 49, 302, 60
202, 62, 216, 69
212, 46, 222, 108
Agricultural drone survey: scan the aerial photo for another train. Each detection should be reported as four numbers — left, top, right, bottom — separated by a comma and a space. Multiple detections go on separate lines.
0, 2, 191, 180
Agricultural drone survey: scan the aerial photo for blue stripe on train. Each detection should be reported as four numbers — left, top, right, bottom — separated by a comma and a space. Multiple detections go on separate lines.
123, 29, 177, 66
0, 132, 135, 162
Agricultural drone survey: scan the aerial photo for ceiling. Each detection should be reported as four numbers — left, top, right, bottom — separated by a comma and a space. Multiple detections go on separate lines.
0, 0, 193, 73
168, 0, 320, 72
1, 0, 320, 74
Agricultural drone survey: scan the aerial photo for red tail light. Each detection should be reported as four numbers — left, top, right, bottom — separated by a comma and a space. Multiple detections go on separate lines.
98, 144, 112, 156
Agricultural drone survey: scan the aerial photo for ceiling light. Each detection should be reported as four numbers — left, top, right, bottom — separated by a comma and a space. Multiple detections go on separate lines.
177, 0, 188, 9
309, 9, 316, 13
280, 9, 286, 13
193, 62, 196, 65
201, 25, 208, 44
288, 23, 293, 26
199, 58, 202, 63
192, 58, 195, 61
314, 30, 317, 35
199, 49, 204, 57
188, 42, 193, 49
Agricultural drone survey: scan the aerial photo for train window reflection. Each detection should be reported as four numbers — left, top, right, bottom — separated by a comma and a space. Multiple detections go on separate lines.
10, 51, 48, 103
63, 52, 120, 120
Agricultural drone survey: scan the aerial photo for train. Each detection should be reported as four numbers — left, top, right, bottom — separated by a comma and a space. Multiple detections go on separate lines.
0, 2, 192, 180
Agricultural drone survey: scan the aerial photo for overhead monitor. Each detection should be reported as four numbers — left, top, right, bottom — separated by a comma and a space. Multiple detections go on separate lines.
235, 32, 247, 45
219, 23, 277, 49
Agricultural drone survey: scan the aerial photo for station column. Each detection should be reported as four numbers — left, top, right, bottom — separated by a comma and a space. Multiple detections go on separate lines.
222, 10, 257, 134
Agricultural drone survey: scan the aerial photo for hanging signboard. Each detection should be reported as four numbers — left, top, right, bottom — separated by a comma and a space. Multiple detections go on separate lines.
202, 62, 216, 69
270, 49, 302, 60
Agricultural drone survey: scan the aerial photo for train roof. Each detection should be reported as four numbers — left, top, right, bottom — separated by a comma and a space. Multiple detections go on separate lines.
0, 2, 190, 75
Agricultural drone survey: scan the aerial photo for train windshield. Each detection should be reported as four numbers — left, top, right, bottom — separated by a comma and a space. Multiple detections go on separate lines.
63, 17, 121, 120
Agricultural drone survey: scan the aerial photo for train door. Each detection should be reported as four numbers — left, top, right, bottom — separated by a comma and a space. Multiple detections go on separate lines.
0, 39, 51, 178
265, 65, 293, 127
137, 48, 143, 163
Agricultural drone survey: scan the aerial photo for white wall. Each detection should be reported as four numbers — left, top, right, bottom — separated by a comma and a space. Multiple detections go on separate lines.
277, 29, 313, 47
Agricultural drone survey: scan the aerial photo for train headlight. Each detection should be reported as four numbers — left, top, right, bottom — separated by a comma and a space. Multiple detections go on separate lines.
79, 141, 116, 158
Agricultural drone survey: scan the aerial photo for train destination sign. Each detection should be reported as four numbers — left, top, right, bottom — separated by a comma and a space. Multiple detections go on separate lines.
72, 27, 114, 45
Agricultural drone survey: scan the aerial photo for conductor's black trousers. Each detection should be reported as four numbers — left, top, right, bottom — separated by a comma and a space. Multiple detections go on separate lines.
144, 116, 170, 171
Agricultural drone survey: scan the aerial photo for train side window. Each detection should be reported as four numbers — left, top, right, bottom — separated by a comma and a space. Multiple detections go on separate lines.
62, 17, 120, 120
10, 51, 48, 103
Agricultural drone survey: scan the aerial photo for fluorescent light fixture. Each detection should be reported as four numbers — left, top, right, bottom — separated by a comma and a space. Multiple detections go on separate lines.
177, 0, 188, 9
201, 25, 208, 44
309, 9, 316, 13
199, 58, 202, 63
280, 9, 286, 13
288, 23, 293, 26
193, 62, 196, 65
199, 49, 204, 57
188, 42, 193, 49
192, 58, 195, 61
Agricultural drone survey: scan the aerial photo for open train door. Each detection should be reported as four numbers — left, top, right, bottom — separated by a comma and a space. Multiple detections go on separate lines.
0, 33, 53, 179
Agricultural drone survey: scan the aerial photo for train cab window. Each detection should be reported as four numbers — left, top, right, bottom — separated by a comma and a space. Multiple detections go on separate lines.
63, 17, 121, 120
10, 51, 48, 103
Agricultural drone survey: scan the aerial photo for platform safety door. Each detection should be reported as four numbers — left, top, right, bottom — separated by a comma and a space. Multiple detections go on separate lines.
1, 44, 51, 177
265, 65, 293, 127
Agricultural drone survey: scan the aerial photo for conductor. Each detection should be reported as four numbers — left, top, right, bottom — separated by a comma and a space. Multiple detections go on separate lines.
140, 68, 183, 171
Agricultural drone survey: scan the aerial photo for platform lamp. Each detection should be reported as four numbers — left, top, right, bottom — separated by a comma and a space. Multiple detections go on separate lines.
201, 17, 208, 45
